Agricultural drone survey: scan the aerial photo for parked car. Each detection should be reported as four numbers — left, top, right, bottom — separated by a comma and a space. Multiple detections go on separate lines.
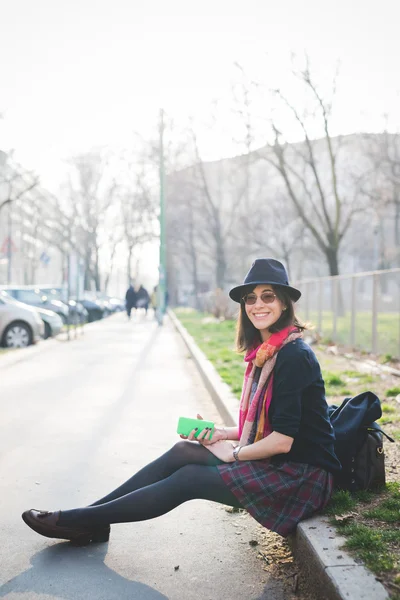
36, 307, 63, 339
0, 291, 44, 348
107, 297, 125, 312
1, 286, 69, 324
37, 287, 88, 324
80, 295, 105, 322
1, 291, 62, 339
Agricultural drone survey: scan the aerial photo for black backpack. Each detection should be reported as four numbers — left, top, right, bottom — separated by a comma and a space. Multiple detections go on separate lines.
328, 392, 395, 492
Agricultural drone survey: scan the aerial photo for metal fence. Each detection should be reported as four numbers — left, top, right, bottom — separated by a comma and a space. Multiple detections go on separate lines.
294, 268, 400, 358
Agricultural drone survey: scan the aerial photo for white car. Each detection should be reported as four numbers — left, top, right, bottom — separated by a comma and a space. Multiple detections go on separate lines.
0, 291, 44, 348
36, 307, 64, 339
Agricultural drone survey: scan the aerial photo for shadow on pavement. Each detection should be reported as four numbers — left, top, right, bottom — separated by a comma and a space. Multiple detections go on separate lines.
0, 541, 168, 600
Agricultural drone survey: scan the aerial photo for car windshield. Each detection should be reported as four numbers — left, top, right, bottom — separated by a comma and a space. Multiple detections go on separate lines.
40, 288, 61, 298
0, 290, 29, 307
14, 289, 44, 303
40, 288, 68, 302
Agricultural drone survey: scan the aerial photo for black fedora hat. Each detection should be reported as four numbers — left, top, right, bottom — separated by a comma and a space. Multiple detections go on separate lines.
229, 258, 301, 303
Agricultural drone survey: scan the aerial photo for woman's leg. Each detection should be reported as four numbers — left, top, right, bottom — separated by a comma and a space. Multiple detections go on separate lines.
89, 441, 221, 506
59, 463, 241, 528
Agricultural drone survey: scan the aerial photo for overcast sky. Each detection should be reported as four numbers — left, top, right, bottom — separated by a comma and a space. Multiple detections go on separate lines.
0, 0, 399, 190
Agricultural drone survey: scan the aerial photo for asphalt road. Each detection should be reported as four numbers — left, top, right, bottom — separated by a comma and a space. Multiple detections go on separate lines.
0, 312, 292, 600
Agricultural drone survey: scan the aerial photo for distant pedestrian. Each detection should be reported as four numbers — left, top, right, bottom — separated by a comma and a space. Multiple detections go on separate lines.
125, 284, 136, 319
135, 284, 150, 314
22, 258, 341, 545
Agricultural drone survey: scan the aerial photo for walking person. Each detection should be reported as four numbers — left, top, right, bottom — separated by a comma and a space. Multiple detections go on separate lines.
22, 258, 341, 545
125, 283, 137, 319
135, 284, 150, 315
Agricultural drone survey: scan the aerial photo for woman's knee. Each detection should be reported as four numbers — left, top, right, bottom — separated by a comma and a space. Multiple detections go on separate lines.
170, 440, 197, 458
167, 440, 209, 465
172, 440, 189, 453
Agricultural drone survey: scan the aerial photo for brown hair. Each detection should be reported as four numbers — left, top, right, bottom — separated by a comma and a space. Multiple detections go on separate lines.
235, 285, 307, 353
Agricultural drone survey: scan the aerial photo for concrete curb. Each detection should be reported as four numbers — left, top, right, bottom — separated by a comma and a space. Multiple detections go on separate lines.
168, 309, 389, 600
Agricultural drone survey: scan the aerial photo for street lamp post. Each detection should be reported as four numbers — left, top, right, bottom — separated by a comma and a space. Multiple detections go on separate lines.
157, 108, 166, 325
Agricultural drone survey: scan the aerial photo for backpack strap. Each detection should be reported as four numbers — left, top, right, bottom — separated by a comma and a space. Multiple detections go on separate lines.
367, 423, 395, 443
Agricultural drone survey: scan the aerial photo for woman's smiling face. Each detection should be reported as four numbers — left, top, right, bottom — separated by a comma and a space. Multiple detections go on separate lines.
244, 285, 286, 340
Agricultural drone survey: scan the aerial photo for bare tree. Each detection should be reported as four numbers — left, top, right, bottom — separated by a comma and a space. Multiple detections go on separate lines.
103, 224, 124, 294
0, 157, 39, 283
166, 177, 203, 307
120, 156, 158, 286
362, 131, 400, 267
0, 165, 39, 214
258, 59, 363, 276
66, 151, 117, 290
188, 124, 249, 288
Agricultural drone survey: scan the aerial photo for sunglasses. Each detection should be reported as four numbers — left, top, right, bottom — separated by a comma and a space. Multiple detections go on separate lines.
242, 291, 277, 306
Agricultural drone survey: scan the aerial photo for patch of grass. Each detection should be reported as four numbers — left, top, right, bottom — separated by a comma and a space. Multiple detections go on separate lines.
386, 481, 400, 495
323, 371, 348, 396
378, 415, 396, 425
342, 369, 362, 378
358, 374, 377, 383
382, 353, 394, 364
339, 389, 352, 396
339, 523, 397, 572
302, 309, 400, 358
386, 387, 400, 397
364, 507, 400, 523
323, 371, 345, 386
381, 404, 397, 414
354, 489, 375, 503
392, 430, 400, 441
342, 370, 377, 384
364, 490, 400, 522
329, 483, 400, 585
174, 308, 244, 399
323, 490, 357, 516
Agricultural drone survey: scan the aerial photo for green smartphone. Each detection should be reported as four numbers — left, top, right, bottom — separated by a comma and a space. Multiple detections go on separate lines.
177, 417, 215, 440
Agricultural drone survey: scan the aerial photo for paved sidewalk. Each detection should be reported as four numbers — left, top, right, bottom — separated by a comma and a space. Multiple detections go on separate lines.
168, 310, 389, 600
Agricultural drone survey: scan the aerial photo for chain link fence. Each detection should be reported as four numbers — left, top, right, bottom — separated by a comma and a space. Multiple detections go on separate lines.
294, 268, 400, 358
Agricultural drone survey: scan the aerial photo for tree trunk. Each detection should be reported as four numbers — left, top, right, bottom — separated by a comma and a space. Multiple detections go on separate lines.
84, 253, 92, 290
325, 247, 345, 316
326, 247, 339, 276
215, 232, 226, 288
127, 246, 133, 286
190, 249, 200, 309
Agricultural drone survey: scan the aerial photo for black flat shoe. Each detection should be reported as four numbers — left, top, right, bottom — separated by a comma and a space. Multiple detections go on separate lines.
22, 509, 110, 546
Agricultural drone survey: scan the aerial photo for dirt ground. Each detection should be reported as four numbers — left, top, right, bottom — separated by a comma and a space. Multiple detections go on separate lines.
223, 506, 321, 600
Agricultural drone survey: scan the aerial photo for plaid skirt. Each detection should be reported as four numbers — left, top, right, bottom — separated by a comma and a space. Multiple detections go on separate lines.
217, 459, 333, 537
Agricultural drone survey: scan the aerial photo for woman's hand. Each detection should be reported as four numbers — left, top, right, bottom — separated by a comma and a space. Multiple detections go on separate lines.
204, 440, 236, 463
179, 414, 228, 445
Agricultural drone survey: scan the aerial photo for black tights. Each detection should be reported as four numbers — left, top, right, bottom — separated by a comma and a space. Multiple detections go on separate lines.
58, 441, 241, 528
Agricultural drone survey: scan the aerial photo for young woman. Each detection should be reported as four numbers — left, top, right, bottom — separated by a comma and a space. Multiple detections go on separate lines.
22, 258, 341, 544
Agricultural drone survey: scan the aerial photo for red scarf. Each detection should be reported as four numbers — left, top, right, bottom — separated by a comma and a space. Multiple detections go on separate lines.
239, 326, 302, 445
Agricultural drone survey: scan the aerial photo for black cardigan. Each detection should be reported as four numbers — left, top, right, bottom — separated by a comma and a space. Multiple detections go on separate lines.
268, 339, 341, 474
